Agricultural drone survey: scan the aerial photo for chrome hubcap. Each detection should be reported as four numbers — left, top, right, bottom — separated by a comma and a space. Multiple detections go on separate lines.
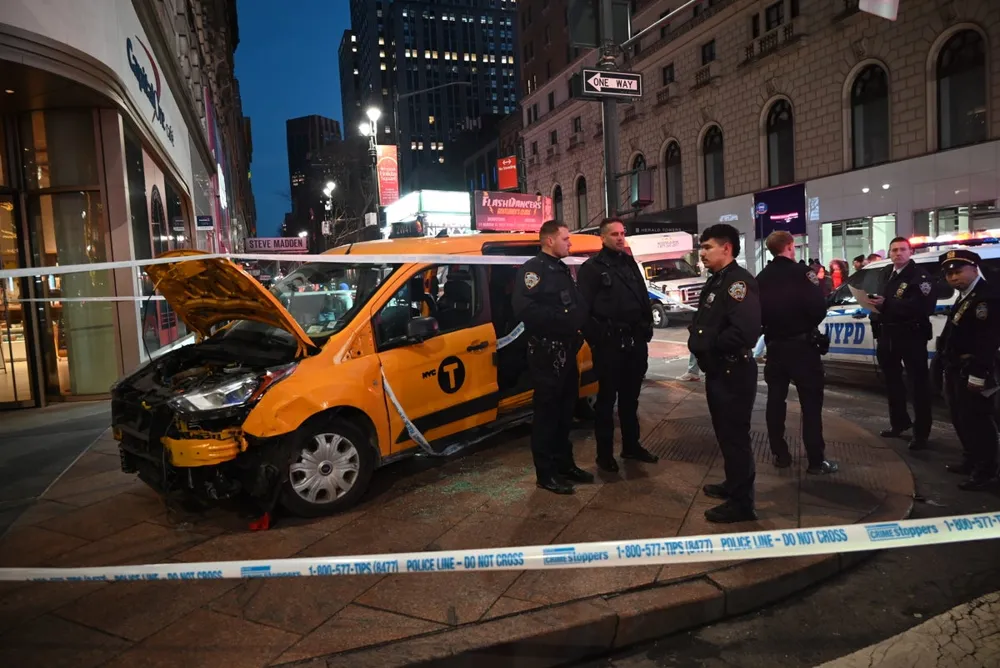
289, 432, 360, 504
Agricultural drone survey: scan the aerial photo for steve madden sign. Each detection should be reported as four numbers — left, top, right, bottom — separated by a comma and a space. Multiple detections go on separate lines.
246, 237, 308, 253
127, 36, 175, 146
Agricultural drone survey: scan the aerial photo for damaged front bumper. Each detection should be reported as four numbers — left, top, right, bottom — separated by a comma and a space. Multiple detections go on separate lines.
112, 398, 290, 509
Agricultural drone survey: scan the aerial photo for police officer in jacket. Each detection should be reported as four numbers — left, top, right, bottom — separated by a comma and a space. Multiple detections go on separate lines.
512, 220, 594, 494
688, 224, 762, 523
869, 237, 936, 450
935, 249, 1000, 491
757, 231, 838, 475
577, 218, 660, 472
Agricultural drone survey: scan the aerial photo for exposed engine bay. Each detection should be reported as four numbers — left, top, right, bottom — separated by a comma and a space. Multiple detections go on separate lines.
112, 336, 299, 515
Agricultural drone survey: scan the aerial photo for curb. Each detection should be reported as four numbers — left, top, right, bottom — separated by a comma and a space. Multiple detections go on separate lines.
275, 484, 915, 667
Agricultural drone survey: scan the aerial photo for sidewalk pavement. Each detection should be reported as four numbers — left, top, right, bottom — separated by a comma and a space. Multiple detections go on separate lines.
817, 591, 999, 668
0, 401, 110, 536
0, 381, 915, 668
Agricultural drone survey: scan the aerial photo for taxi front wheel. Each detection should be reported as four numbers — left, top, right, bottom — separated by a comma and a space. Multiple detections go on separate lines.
279, 418, 375, 517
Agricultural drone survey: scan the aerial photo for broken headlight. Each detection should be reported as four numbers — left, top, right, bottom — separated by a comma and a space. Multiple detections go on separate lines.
169, 363, 297, 412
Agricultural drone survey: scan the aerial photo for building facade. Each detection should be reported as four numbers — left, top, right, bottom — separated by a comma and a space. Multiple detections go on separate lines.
285, 114, 342, 246
521, 0, 1000, 271
339, 30, 363, 135
0, 0, 255, 409
344, 0, 520, 194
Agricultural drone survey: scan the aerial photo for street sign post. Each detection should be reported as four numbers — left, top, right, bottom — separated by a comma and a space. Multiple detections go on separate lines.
581, 68, 643, 99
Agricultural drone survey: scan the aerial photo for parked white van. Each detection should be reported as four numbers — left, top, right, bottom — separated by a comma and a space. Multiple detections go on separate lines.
624, 232, 705, 328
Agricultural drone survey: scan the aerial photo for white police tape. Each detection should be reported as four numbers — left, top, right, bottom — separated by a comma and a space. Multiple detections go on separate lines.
380, 367, 462, 458
0, 251, 588, 281
496, 322, 525, 350
2, 512, 998, 583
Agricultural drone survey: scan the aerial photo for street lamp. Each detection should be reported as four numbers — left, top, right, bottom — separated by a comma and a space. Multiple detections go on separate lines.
361, 107, 382, 213
297, 231, 308, 238
323, 181, 336, 198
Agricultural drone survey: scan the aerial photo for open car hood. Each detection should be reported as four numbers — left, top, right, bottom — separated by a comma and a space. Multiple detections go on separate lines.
146, 250, 317, 354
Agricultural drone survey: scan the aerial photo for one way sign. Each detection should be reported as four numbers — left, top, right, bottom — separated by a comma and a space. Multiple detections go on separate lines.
580, 68, 643, 99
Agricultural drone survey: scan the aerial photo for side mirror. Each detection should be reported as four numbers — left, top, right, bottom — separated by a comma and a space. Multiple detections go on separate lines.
406, 317, 439, 341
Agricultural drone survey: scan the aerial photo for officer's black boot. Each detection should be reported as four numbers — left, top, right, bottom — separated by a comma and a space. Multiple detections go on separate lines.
621, 446, 658, 463
536, 474, 574, 494
879, 425, 911, 439
559, 465, 595, 484
596, 457, 619, 473
908, 436, 928, 451
704, 500, 757, 523
807, 460, 839, 475
957, 465, 998, 491
947, 461, 975, 475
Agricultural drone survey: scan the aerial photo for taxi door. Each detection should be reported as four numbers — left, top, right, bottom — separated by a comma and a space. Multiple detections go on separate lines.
373, 265, 500, 454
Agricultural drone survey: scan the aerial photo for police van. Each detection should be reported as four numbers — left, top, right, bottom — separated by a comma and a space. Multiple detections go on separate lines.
624, 232, 705, 328
820, 231, 1000, 386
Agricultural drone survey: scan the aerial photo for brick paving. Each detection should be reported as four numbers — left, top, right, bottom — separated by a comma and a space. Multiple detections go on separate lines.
0, 380, 914, 667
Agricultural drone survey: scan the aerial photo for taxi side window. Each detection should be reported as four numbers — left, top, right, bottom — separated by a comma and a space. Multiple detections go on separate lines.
374, 265, 481, 349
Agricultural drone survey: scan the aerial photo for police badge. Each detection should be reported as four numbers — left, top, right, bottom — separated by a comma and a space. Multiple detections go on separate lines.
976, 302, 988, 320
524, 271, 540, 289
919, 281, 932, 296
707, 293, 716, 305
806, 270, 819, 286
895, 282, 907, 299
728, 281, 747, 302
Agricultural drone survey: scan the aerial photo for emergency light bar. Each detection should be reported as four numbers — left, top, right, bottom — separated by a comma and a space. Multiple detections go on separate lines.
909, 229, 1000, 248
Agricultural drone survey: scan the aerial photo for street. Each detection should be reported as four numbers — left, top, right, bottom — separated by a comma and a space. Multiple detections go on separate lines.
572, 324, 1000, 668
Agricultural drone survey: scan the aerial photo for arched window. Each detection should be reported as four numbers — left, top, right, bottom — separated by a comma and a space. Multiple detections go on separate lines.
631, 154, 647, 207
766, 100, 794, 186
664, 142, 683, 209
937, 29, 987, 150
553, 185, 563, 222
703, 126, 725, 201
576, 177, 588, 229
851, 65, 890, 168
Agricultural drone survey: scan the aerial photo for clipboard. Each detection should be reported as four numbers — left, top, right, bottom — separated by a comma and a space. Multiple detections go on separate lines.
849, 286, 880, 313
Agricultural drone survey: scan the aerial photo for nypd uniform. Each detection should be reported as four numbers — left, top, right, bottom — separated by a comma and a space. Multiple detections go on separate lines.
872, 259, 936, 448
757, 256, 838, 474
512, 251, 593, 493
577, 246, 659, 471
935, 249, 1000, 490
688, 260, 762, 522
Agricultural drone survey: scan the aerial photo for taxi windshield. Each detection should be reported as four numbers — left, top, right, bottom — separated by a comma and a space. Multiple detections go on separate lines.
223, 262, 400, 345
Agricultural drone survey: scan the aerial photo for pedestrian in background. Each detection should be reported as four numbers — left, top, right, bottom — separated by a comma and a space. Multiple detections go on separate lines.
869, 237, 936, 451
935, 249, 1000, 490
757, 231, 839, 475
688, 224, 762, 523
578, 218, 659, 472
512, 220, 594, 494
853, 255, 867, 272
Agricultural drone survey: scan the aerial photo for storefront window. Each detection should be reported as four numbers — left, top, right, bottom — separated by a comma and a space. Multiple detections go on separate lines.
124, 129, 189, 357
0, 195, 33, 405
27, 192, 115, 397
0, 128, 8, 186
914, 202, 1000, 237
821, 214, 896, 267
20, 110, 100, 190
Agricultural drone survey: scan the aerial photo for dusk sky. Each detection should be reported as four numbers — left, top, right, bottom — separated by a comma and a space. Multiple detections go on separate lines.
234, 0, 350, 237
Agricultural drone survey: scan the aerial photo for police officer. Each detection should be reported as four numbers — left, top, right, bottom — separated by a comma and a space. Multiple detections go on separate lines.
577, 218, 659, 472
512, 220, 594, 494
688, 224, 762, 523
935, 249, 1000, 490
757, 231, 838, 475
869, 236, 936, 450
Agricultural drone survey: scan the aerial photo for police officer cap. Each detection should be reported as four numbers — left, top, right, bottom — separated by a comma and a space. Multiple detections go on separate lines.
940, 248, 981, 271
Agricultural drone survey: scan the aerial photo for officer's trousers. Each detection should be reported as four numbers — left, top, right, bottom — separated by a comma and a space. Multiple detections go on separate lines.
527, 342, 579, 479
876, 333, 932, 440
705, 360, 758, 509
593, 339, 648, 461
944, 368, 999, 477
764, 339, 826, 467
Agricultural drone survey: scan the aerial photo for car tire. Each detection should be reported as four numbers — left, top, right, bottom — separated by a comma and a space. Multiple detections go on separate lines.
279, 418, 375, 518
652, 304, 668, 329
